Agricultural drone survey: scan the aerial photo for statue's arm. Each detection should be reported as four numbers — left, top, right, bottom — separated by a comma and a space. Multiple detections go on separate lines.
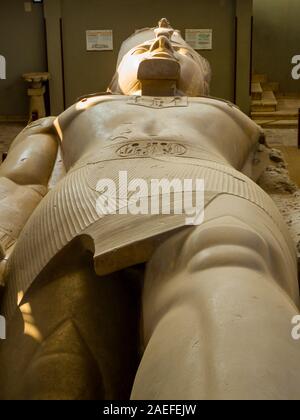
226, 103, 268, 181
0, 117, 59, 275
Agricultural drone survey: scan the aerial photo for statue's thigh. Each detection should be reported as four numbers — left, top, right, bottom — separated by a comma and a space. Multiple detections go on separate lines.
0, 246, 142, 400
143, 194, 298, 333
133, 195, 300, 400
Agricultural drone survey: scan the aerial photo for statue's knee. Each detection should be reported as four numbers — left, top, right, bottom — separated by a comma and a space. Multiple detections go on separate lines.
181, 216, 271, 275
145, 215, 272, 295
144, 217, 271, 316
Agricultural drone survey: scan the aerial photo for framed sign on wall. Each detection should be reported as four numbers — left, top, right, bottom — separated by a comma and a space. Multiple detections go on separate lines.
185, 29, 213, 50
86, 30, 113, 51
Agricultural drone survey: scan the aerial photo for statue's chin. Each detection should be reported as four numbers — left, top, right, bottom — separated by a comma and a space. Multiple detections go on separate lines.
137, 57, 180, 81
136, 58, 180, 96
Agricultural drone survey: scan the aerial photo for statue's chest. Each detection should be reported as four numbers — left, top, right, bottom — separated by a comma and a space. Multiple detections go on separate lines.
60, 96, 243, 171
63, 99, 191, 147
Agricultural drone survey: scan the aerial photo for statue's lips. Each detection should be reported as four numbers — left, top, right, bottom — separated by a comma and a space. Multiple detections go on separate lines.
150, 52, 176, 59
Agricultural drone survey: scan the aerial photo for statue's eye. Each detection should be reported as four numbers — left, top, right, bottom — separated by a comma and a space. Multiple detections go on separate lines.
132, 48, 148, 55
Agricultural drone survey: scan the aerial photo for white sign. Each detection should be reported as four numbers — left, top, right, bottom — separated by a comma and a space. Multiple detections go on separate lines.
0, 315, 6, 340
185, 29, 213, 50
0, 55, 6, 79
86, 30, 113, 51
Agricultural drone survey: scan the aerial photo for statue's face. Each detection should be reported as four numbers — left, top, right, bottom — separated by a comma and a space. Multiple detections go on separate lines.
114, 33, 209, 97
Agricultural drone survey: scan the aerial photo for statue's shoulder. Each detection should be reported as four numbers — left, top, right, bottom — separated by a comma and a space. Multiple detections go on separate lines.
75, 92, 128, 108
190, 96, 261, 131
57, 93, 128, 125
76, 91, 118, 102
190, 96, 240, 110
58, 92, 128, 117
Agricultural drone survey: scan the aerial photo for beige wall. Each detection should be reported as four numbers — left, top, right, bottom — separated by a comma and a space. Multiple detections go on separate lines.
58, 0, 237, 107
235, 0, 252, 114
0, 0, 47, 118
0, 0, 253, 117
253, 0, 300, 93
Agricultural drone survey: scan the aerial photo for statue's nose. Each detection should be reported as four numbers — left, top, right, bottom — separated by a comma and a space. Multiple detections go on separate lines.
150, 35, 174, 54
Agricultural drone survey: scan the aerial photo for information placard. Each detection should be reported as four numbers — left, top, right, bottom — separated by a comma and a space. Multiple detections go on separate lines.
185, 29, 213, 50
86, 30, 113, 51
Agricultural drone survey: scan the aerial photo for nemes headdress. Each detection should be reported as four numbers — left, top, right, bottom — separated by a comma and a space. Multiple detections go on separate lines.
113, 18, 211, 96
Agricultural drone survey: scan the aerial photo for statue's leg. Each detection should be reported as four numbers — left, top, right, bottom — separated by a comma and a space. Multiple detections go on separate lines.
131, 194, 300, 400
0, 243, 142, 400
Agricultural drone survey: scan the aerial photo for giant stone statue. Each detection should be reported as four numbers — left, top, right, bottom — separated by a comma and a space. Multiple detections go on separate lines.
0, 19, 300, 400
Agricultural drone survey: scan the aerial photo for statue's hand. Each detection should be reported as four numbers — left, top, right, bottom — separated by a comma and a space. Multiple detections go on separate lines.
0, 118, 59, 287
0, 240, 16, 288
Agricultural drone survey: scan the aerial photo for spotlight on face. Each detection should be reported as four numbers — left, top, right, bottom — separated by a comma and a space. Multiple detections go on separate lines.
108, 18, 211, 97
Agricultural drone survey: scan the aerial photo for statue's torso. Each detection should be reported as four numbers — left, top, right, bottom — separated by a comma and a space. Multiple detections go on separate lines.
56, 95, 261, 173
4, 95, 268, 318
